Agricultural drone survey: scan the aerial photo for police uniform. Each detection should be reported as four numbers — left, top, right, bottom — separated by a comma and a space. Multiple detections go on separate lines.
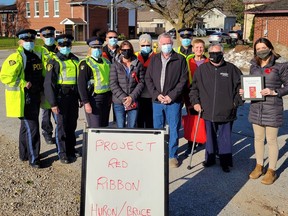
176, 28, 194, 58
44, 34, 80, 163
39, 26, 57, 144
0, 29, 45, 168
78, 36, 112, 128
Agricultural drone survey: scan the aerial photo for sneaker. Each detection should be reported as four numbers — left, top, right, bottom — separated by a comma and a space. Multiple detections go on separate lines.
169, 158, 179, 168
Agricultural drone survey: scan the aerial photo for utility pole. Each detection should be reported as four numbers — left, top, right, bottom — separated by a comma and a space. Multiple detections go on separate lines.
110, 0, 115, 30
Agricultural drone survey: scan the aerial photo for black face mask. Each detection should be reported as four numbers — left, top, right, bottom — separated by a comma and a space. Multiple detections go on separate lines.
121, 49, 133, 59
209, 52, 223, 64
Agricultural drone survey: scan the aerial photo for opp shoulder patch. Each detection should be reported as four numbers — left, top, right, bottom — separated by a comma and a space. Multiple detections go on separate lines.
80, 64, 85, 70
47, 64, 53, 71
9, 60, 16, 66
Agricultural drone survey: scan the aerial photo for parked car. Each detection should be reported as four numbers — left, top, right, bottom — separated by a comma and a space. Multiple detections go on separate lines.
208, 32, 231, 43
205, 27, 223, 35
167, 28, 176, 39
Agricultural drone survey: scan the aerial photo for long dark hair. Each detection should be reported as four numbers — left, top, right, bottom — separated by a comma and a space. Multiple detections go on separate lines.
118, 40, 135, 54
254, 37, 280, 65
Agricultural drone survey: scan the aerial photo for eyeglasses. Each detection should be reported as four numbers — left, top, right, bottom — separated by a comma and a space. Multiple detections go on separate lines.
108, 37, 118, 39
141, 45, 151, 47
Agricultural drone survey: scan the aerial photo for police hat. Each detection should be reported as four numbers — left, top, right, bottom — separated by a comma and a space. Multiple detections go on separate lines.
39, 26, 55, 38
56, 34, 74, 46
16, 29, 37, 40
178, 28, 193, 38
86, 36, 104, 48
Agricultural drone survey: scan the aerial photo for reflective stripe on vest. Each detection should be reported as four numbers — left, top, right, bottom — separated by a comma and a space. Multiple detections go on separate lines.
86, 57, 110, 93
55, 57, 78, 85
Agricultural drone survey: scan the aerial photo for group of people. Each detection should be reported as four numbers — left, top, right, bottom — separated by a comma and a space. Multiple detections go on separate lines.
1, 26, 288, 185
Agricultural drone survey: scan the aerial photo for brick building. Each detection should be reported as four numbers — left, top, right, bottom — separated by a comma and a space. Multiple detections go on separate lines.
0, 0, 137, 41
245, 0, 288, 46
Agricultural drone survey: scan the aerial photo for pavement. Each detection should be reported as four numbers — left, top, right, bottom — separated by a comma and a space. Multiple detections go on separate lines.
0, 44, 287, 216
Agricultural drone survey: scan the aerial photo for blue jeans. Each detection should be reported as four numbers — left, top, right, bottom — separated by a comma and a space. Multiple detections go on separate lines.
113, 103, 138, 128
153, 102, 182, 158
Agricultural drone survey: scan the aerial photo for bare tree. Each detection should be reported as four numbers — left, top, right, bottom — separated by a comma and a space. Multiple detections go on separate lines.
16, 0, 30, 32
124, 0, 221, 37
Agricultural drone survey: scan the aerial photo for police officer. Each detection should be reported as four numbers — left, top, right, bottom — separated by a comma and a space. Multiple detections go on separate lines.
176, 28, 194, 58
44, 34, 80, 164
39, 26, 57, 144
78, 36, 112, 128
0, 29, 46, 168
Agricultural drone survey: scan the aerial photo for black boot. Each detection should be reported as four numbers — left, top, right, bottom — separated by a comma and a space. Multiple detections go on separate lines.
219, 153, 233, 173
203, 153, 216, 167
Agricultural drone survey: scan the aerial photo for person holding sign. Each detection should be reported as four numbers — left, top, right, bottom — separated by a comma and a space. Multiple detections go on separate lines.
239, 38, 288, 184
145, 33, 188, 168
189, 43, 243, 172
78, 36, 112, 128
109, 40, 145, 128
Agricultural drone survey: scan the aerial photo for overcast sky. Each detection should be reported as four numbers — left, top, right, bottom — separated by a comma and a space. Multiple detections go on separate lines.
0, 0, 15, 5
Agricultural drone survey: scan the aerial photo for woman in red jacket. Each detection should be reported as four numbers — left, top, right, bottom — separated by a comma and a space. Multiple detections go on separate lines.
184, 39, 209, 156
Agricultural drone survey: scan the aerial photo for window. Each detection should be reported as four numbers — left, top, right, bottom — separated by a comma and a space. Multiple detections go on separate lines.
157, 23, 163, 28
54, 0, 59, 17
26, 2, 31, 17
34, 1, 39, 17
1, 14, 7, 23
44, 0, 49, 17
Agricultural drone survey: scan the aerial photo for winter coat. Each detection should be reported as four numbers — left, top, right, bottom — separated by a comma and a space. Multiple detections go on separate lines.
248, 55, 288, 127
145, 50, 188, 103
109, 55, 145, 104
189, 60, 243, 122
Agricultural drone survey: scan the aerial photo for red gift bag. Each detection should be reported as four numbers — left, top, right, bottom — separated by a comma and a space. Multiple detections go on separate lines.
182, 113, 206, 143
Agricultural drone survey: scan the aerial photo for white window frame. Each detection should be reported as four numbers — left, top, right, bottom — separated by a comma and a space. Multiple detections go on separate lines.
26, 2, 31, 17
34, 1, 39, 17
44, 0, 49, 17
54, 0, 59, 17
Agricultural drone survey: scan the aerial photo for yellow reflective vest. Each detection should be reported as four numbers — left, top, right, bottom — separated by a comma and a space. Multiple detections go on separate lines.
81, 57, 111, 94
0, 46, 46, 117
54, 55, 79, 85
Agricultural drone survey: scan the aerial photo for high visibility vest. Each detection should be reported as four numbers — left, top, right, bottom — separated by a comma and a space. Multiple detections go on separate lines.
0, 46, 44, 117
175, 46, 194, 60
54, 56, 79, 85
83, 57, 111, 94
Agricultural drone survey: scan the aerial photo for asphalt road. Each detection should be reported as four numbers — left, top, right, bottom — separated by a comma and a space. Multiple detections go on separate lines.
0, 44, 287, 216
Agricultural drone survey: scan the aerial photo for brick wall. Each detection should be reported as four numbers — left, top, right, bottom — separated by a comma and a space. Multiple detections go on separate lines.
254, 14, 288, 47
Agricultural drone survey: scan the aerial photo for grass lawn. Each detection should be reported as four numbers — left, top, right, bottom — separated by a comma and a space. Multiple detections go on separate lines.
0, 37, 85, 50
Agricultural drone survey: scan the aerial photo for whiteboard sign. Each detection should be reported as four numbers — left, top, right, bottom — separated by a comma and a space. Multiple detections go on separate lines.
80, 128, 168, 216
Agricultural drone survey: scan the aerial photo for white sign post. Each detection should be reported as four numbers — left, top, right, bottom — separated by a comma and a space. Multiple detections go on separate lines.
80, 128, 168, 216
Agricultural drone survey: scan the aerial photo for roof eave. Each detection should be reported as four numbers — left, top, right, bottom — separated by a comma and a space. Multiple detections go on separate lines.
245, 9, 288, 14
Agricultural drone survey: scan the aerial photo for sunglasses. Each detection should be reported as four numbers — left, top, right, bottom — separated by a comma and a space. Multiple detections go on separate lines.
141, 45, 151, 47
108, 37, 118, 39
121, 49, 131, 52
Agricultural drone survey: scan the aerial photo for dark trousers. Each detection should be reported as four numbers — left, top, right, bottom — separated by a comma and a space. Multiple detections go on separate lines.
54, 92, 79, 158
205, 120, 233, 167
137, 97, 153, 128
85, 91, 112, 128
19, 93, 41, 164
41, 108, 53, 137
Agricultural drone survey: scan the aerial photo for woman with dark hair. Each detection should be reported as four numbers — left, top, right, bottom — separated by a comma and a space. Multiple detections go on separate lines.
240, 37, 288, 184
110, 40, 144, 128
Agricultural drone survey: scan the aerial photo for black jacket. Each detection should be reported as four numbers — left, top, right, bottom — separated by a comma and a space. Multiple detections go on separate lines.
109, 55, 144, 104
190, 60, 243, 122
145, 50, 188, 103
248, 55, 288, 127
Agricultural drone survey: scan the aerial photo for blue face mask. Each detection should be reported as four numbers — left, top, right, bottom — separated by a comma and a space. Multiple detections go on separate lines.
108, 38, 118, 47
161, 44, 172, 54
91, 48, 102, 59
23, 42, 34, 51
181, 38, 191, 47
141, 46, 152, 55
59, 46, 71, 55
44, 37, 55, 46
